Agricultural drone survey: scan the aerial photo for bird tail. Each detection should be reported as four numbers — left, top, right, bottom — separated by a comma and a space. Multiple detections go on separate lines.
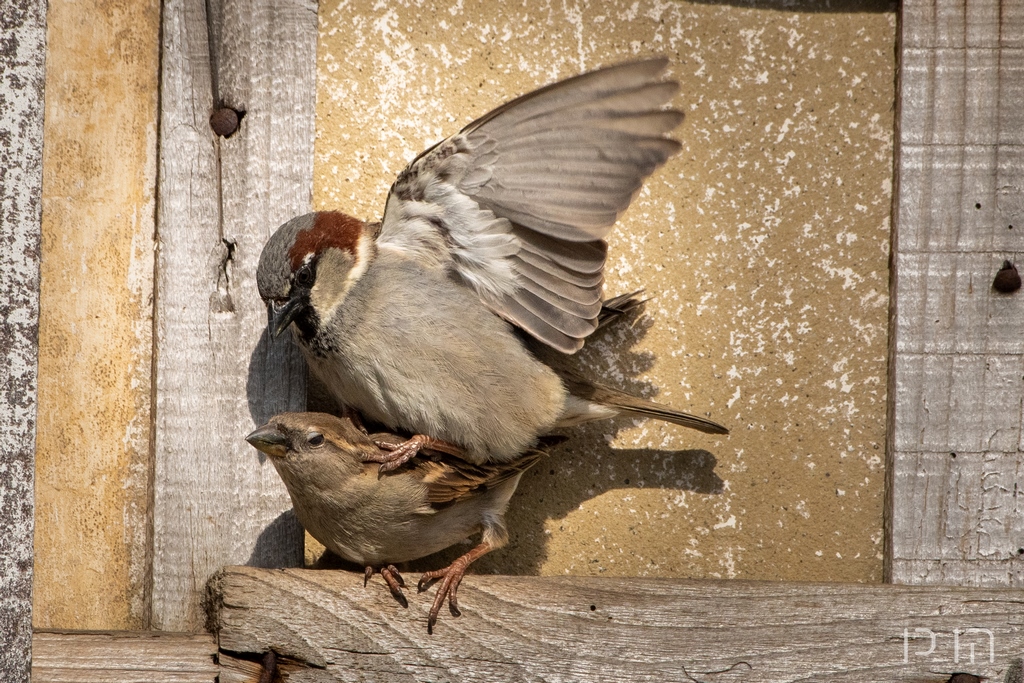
607, 395, 729, 435
557, 372, 729, 436
596, 290, 647, 330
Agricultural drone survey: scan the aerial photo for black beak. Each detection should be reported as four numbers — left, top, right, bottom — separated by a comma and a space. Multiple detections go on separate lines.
245, 424, 289, 458
268, 297, 304, 338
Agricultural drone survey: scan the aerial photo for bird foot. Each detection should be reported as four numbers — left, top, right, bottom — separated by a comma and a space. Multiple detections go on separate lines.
366, 434, 463, 474
364, 564, 408, 608
417, 542, 492, 634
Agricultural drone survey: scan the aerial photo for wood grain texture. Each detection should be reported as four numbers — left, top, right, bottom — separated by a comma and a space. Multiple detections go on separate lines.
212, 566, 1024, 682
31, 631, 218, 683
153, 0, 316, 630
889, 1, 1024, 584
0, 0, 46, 680
33, 0, 161, 630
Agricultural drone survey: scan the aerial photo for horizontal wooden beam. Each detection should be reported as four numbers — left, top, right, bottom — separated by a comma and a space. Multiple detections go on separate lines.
211, 566, 1024, 682
31, 630, 217, 683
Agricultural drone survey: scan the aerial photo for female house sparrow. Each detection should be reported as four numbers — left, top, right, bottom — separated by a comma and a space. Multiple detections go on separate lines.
245, 411, 542, 633
256, 58, 727, 468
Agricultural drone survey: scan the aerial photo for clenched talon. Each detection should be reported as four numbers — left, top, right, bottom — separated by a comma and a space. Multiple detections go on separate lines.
364, 565, 408, 608
417, 543, 492, 634
365, 434, 464, 474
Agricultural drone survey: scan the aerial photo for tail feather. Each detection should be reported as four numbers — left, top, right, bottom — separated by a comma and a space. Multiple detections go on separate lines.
610, 399, 729, 435
596, 289, 647, 329
557, 370, 729, 436
546, 292, 729, 436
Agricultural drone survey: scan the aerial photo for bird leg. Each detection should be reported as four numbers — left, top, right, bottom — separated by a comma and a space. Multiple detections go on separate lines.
364, 564, 408, 608
340, 405, 368, 433
365, 434, 464, 474
417, 542, 494, 634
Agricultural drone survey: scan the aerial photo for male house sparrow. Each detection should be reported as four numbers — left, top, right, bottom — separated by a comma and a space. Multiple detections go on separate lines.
245, 411, 542, 633
256, 58, 727, 468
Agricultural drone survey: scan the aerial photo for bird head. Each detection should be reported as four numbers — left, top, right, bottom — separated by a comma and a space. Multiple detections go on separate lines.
245, 412, 372, 475
256, 211, 374, 340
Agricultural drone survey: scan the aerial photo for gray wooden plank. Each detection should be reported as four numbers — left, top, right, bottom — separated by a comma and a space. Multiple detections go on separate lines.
211, 567, 1024, 683
890, 1, 1024, 585
893, 352, 1023, 454
894, 252, 1024, 355
153, 0, 316, 630
894, 452, 1024, 570
896, 144, 1022, 252
0, 0, 46, 680
31, 631, 218, 683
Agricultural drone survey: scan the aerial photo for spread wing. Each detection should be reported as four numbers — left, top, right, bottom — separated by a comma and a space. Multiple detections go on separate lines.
376, 58, 683, 353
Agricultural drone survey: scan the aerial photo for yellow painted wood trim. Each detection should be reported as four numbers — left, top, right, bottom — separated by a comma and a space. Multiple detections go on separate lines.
34, 0, 161, 629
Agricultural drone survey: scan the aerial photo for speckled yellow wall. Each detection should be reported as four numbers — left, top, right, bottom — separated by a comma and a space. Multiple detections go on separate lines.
313, 0, 896, 582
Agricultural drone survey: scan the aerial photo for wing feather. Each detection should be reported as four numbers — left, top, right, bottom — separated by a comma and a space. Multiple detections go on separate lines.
378, 58, 682, 353
513, 226, 607, 274
416, 451, 543, 509
514, 250, 603, 288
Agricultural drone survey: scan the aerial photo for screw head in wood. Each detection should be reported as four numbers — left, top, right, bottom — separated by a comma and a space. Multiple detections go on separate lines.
210, 107, 240, 137
993, 260, 1022, 294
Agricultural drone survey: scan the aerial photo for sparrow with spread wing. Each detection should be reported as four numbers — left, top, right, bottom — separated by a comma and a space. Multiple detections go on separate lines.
256, 58, 727, 469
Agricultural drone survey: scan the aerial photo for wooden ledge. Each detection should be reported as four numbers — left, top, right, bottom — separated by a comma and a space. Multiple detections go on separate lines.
209, 566, 1024, 682
31, 630, 218, 682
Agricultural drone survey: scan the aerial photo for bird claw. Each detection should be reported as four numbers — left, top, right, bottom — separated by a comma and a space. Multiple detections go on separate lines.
364, 565, 408, 608
417, 542, 491, 634
365, 434, 463, 475
369, 437, 425, 474
418, 561, 467, 635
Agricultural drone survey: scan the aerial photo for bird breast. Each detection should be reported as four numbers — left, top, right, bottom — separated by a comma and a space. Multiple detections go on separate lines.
302, 248, 567, 463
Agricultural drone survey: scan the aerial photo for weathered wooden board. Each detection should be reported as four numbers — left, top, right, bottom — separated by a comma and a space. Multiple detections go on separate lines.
31, 631, 218, 683
33, 0, 161, 630
153, 0, 316, 630
889, 1, 1024, 584
212, 567, 1024, 682
0, 0, 46, 680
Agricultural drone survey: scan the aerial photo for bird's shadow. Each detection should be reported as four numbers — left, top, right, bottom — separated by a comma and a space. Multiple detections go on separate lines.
246, 326, 308, 463
247, 508, 304, 568
303, 300, 726, 576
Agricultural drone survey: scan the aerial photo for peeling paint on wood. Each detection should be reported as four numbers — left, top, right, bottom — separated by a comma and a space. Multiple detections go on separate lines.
889, 1, 1024, 586
0, 0, 46, 679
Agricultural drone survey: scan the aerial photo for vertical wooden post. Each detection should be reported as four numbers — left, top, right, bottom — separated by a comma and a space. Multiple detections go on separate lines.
153, 0, 317, 629
33, 0, 161, 630
889, 0, 1024, 585
0, 0, 46, 678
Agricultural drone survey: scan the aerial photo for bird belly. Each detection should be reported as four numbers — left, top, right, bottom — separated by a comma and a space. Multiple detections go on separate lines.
304, 258, 568, 462
303, 503, 486, 567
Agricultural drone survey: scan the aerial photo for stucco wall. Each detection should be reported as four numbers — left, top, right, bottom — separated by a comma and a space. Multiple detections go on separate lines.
312, 0, 896, 582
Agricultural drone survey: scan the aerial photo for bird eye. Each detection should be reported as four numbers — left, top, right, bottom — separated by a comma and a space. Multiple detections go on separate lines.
294, 264, 314, 288
307, 432, 324, 447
